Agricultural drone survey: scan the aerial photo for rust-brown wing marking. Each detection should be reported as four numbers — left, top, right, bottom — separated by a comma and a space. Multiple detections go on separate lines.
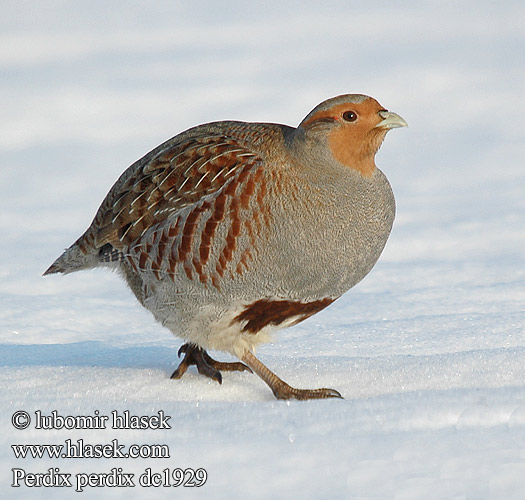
84, 134, 269, 288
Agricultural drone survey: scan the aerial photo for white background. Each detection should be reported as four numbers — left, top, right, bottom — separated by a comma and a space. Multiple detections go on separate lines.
1, 1, 524, 498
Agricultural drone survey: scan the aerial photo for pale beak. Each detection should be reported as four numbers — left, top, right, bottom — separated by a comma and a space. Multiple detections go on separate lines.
375, 110, 408, 129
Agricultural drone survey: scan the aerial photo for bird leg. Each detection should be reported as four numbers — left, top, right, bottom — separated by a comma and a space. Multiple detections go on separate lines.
241, 351, 343, 400
170, 343, 252, 384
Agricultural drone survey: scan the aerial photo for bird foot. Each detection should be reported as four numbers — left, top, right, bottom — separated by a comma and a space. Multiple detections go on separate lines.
170, 343, 252, 384
241, 351, 343, 400
271, 384, 342, 400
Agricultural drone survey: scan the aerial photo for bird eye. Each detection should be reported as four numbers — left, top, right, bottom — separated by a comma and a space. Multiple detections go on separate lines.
342, 111, 357, 122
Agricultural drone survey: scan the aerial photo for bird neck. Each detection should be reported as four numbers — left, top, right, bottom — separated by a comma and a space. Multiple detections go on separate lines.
291, 125, 384, 179
328, 127, 387, 178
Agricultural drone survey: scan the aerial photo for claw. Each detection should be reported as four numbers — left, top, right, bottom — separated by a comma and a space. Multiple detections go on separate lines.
171, 344, 252, 384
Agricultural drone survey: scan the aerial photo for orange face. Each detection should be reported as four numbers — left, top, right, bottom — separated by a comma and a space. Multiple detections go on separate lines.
301, 97, 401, 177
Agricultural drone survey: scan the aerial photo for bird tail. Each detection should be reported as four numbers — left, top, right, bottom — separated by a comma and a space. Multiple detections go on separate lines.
43, 243, 98, 276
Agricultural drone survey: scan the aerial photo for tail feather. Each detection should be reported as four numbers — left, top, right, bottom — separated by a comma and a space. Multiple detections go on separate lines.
43, 243, 98, 276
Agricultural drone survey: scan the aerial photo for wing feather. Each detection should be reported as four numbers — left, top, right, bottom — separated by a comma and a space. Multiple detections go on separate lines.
77, 133, 263, 255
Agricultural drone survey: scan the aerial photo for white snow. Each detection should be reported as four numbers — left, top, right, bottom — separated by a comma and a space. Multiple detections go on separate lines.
1, 1, 525, 498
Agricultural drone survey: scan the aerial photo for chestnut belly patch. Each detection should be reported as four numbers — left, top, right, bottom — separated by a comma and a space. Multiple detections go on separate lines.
232, 298, 335, 334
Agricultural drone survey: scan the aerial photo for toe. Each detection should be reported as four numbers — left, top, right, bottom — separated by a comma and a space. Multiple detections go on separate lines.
170, 361, 189, 379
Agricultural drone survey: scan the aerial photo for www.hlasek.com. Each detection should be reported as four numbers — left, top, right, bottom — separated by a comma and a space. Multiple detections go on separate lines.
10, 410, 207, 492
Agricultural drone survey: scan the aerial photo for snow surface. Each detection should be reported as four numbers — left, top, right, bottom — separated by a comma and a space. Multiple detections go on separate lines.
1, 1, 525, 498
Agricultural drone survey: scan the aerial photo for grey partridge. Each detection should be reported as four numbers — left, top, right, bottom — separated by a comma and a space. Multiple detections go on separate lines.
45, 94, 407, 400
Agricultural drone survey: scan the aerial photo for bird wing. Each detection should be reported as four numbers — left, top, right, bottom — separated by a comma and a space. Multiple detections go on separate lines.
118, 133, 271, 286
79, 133, 265, 260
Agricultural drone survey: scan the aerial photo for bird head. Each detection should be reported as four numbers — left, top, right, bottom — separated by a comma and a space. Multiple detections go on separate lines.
296, 94, 407, 177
